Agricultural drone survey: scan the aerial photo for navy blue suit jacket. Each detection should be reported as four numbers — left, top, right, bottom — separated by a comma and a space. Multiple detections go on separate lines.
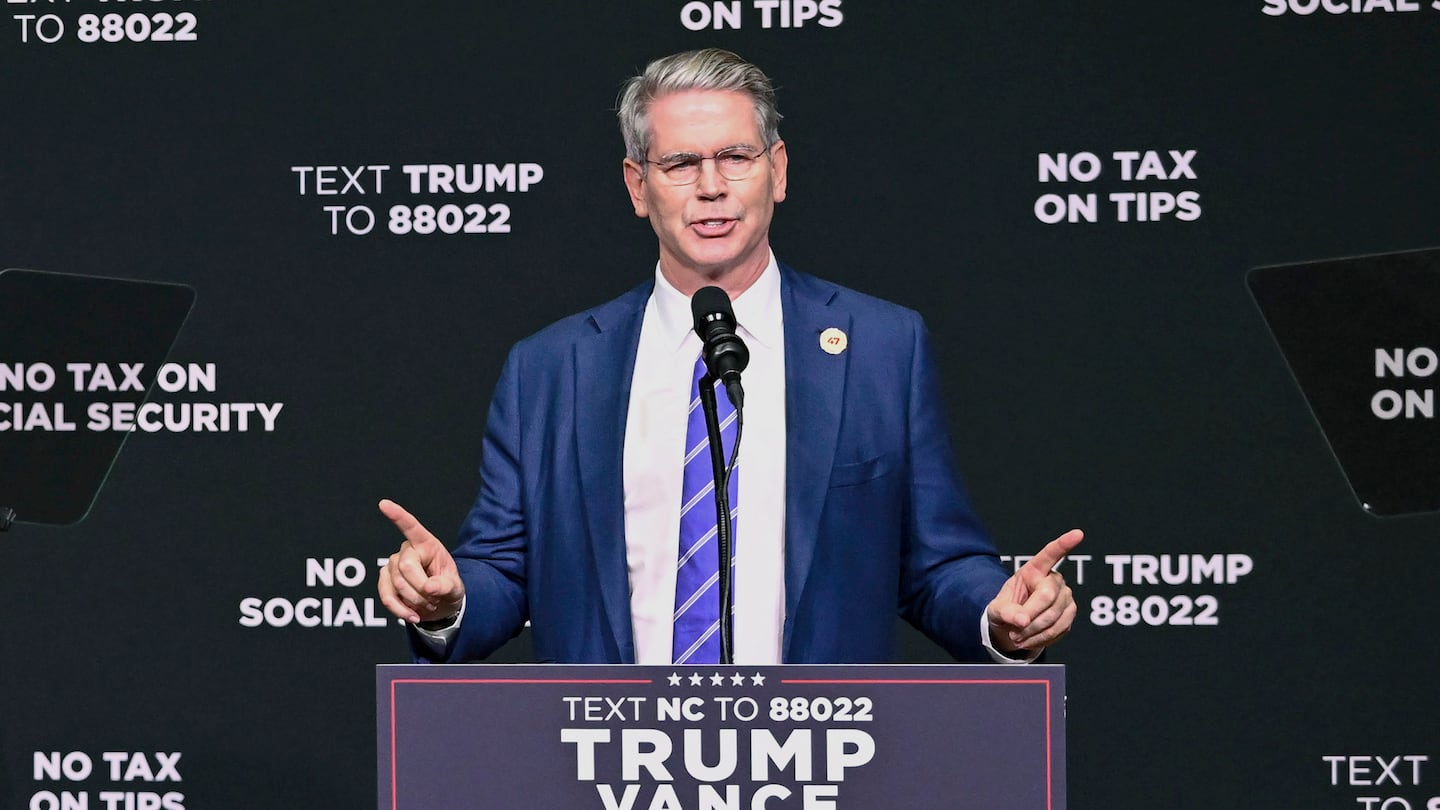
418, 265, 1009, 664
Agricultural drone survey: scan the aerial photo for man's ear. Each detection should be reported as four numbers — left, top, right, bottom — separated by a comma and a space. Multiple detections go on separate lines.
622, 158, 650, 218
769, 140, 788, 204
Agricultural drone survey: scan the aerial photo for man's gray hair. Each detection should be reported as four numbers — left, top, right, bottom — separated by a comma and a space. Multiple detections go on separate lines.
617, 48, 782, 165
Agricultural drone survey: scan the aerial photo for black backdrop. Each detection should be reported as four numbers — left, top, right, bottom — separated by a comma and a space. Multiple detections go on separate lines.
3, 3, 1438, 808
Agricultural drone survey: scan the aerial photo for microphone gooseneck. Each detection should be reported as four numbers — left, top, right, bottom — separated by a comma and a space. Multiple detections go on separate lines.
689, 285, 747, 664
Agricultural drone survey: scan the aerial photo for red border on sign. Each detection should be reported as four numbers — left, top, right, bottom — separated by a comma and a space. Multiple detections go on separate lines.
386, 675, 1054, 810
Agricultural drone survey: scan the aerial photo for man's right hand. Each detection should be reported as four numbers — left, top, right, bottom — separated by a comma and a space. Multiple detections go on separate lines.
376, 499, 465, 625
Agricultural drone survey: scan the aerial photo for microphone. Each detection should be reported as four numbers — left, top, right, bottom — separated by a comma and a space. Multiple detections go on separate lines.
689, 285, 745, 664
690, 286, 749, 408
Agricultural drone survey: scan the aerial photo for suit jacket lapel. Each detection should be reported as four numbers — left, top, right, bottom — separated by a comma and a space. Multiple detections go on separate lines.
569, 269, 850, 662
574, 282, 650, 662
780, 267, 850, 660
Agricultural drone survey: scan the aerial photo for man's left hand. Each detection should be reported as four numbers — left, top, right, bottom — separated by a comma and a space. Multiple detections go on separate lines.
987, 529, 1084, 655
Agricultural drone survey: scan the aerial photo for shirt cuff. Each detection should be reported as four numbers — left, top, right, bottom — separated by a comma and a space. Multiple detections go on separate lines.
979, 613, 1040, 664
412, 595, 467, 653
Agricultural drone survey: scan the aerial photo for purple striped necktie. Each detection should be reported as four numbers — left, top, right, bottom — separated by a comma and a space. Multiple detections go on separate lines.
672, 354, 738, 665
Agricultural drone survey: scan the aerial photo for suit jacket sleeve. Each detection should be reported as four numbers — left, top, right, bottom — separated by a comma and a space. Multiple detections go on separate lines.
408, 345, 530, 663
896, 312, 1010, 661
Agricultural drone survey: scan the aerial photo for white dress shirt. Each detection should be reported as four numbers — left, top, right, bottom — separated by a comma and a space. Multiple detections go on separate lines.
624, 255, 787, 665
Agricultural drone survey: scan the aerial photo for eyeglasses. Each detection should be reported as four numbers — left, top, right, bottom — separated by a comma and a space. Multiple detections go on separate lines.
645, 146, 771, 186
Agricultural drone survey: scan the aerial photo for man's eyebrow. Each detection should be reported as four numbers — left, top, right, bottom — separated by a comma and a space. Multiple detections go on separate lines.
655, 143, 760, 162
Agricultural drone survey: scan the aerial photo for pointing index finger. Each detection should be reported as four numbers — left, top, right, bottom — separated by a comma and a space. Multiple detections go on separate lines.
1022, 529, 1084, 577
378, 498, 438, 548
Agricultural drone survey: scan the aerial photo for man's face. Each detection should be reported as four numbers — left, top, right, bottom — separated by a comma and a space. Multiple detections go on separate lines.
623, 89, 788, 290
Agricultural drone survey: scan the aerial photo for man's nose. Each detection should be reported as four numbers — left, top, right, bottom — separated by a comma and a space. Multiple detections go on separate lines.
694, 159, 727, 197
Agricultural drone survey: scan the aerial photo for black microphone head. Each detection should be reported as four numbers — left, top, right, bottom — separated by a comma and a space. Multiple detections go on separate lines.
690, 285, 749, 382
690, 285, 735, 336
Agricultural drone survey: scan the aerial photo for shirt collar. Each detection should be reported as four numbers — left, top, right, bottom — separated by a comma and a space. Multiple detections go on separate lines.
651, 251, 783, 353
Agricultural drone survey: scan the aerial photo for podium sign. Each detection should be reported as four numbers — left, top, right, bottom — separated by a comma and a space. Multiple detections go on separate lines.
377, 664, 1064, 810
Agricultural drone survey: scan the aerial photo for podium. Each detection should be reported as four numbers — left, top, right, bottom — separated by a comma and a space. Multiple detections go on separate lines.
377, 664, 1065, 809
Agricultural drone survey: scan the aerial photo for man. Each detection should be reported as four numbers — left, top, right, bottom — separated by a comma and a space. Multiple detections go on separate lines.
377, 48, 1080, 665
